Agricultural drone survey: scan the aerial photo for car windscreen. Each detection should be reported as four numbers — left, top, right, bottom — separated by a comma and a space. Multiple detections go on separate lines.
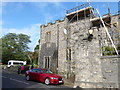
8, 62, 11, 65
42, 69, 53, 74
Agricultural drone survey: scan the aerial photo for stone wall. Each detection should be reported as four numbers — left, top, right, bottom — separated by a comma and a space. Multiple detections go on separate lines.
71, 19, 103, 88
39, 9, 120, 88
110, 15, 119, 46
56, 21, 68, 74
39, 20, 68, 74
100, 56, 119, 88
74, 56, 120, 88
39, 22, 59, 73
71, 15, 120, 88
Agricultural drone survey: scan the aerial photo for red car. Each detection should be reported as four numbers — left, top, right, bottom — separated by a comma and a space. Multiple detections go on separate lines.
25, 68, 64, 85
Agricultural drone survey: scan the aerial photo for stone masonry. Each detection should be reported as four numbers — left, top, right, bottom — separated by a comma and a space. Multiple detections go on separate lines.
39, 3, 120, 88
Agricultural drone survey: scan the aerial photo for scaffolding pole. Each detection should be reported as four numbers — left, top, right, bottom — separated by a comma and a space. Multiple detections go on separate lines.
96, 9, 119, 55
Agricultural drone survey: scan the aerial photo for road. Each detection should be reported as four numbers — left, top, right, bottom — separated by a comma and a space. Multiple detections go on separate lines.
1, 68, 76, 90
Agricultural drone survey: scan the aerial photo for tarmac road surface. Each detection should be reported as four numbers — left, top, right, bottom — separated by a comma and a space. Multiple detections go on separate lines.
1, 68, 82, 90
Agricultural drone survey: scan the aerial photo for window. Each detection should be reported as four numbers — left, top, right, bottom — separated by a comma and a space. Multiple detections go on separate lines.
19, 63, 23, 65
113, 22, 118, 28
69, 49, 71, 61
46, 43, 51, 48
45, 32, 51, 42
42, 69, 53, 74
31, 69, 37, 72
44, 57, 50, 69
36, 69, 42, 73
66, 49, 71, 61
13, 62, 23, 65
13, 62, 20, 65
8, 62, 11, 65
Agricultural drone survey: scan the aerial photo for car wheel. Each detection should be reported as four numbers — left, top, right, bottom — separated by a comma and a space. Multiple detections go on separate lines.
44, 78, 50, 85
26, 75, 30, 81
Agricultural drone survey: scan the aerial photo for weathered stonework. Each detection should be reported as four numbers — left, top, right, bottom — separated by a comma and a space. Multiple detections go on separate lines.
39, 5, 120, 88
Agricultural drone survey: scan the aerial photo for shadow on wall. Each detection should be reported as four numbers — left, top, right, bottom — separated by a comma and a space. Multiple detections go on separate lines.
39, 42, 58, 73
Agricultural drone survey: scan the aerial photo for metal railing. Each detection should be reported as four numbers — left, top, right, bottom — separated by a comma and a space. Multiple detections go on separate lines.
66, 3, 90, 14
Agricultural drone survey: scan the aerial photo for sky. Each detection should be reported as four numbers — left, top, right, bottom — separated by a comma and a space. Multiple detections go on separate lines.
1, 1, 119, 51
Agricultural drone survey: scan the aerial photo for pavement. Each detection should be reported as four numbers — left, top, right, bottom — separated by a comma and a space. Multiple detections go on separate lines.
63, 78, 74, 88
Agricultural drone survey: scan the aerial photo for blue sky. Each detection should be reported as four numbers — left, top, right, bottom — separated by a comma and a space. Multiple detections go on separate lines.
1, 2, 119, 51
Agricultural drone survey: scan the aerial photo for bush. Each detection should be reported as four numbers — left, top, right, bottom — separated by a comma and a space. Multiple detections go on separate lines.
102, 46, 116, 56
117, 44, 120, 55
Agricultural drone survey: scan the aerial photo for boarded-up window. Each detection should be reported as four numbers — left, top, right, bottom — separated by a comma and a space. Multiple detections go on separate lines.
45, 32, 51, 42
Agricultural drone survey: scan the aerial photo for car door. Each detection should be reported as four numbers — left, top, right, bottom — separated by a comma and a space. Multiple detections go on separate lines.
34, 69, 42, 81
39, 73, 46, 82
39, 70, 47, 82
29, 69, 37, 80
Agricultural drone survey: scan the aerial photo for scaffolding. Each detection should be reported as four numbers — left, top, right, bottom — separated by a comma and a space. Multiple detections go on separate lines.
65, 2, 93, 78
65, 2, 119, 78
96, 9, 119, 55
66, 3, 90, 14
66, 3, 93, 21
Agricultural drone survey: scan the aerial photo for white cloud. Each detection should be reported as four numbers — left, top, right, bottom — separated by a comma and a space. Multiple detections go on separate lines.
1, 23, 41, 51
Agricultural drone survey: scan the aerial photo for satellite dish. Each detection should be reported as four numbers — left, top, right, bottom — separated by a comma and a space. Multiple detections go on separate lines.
64, 28, 67, 35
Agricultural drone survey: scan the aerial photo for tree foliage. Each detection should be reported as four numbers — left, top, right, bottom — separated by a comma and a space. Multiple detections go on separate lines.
2, 33, 31, 64
33, 45, 39, 64
26, 44, 39, 65
32, 40, 40, 65
34, 45, 39, 51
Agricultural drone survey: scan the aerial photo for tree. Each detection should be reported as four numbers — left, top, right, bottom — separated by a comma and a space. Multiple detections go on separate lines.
33, 44, 39, 64
28, 41, 39, 65
2, 33, 31, 64
26, 51, 33, 65
26, 50, 38, 65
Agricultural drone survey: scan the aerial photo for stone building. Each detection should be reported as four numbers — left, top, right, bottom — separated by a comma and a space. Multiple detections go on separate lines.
39, 3, 120, 88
